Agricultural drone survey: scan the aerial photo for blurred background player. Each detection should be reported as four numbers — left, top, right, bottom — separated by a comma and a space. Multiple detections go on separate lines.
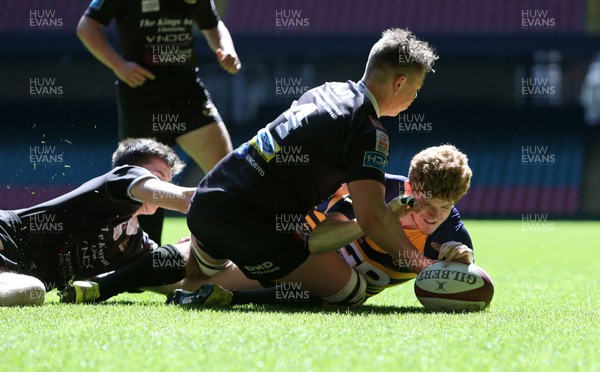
0, 138, 194, 306
77, 0, 241, 245
185, 28, 438, 307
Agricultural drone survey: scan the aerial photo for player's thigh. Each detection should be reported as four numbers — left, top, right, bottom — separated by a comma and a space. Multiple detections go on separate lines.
0, 271, 45, 306
159, 264, 260, 293
274, 252, 354, 298
171, 240, 202, 278
211, 264, 261, 291
164, 239, 259, 292
175, 121, 232, 172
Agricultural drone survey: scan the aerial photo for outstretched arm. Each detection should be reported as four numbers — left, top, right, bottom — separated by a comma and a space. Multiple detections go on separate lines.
129, 178, 195, 214
202, 21, 241, 74
309, 212, 364, 254
348, 179, 434, 273
77, 15, 155, 87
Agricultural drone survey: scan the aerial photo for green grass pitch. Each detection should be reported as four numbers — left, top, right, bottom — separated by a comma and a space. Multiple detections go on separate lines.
1, 219, 598, 371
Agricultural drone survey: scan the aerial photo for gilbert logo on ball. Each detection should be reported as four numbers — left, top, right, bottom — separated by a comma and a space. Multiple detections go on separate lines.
414, 261, 494, 312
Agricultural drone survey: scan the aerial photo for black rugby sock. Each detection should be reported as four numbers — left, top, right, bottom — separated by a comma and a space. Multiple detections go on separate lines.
93, 244, 186, 301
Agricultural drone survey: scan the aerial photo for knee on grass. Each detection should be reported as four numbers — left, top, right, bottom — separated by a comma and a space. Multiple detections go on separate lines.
0, 273, 46, 306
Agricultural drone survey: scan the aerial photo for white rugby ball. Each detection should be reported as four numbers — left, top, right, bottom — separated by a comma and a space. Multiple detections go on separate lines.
414, 261, 494, 312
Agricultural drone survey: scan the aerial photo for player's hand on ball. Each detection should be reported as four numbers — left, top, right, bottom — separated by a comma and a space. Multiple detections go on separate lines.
387, 195, 419, 218
216, 48, 241, 74
432, 241, 474, 264
113, 60, 155, 88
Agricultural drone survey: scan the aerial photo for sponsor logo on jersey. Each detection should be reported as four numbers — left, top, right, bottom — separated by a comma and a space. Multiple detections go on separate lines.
375, 130, 389, 156
249, 128, 280, 162
244, 154, 266, 176
141, 0, 160, 12
363, 151, 388, 173
234, 143, 250, 159
146, 33, 192, 44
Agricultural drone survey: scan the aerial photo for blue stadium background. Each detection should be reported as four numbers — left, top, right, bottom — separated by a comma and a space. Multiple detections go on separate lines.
0, 0, 599, 218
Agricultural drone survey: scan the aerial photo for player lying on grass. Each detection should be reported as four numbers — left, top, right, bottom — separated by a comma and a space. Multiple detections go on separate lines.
167, 144, 475, 306
307, 144, 474, 298
64, 145, 474, 306
0, 138, 194, 306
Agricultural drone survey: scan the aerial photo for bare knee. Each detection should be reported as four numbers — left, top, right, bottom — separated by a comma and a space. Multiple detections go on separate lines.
0, 272, 46, 306
176, 122, 232, 172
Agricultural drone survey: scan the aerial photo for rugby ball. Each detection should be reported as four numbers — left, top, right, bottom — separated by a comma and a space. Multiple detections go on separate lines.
414, 261, 494, 312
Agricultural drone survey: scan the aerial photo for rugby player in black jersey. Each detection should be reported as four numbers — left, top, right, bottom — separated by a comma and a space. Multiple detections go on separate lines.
183, 28, 438, 306
77, 0, 241, 245
0, 138, 195, 306
168, 145, 474, 307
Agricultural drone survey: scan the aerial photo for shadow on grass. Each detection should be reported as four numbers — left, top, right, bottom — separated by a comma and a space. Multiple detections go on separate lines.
52, 300, 478, 315
174, 303, 429, 315
54, 298, 427, 314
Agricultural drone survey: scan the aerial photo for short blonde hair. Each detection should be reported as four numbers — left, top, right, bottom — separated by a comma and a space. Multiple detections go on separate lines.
408, 145, 472, 203
364, 28, 438, 83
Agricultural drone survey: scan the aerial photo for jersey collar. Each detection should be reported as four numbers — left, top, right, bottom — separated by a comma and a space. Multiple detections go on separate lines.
357, 80, 381, 118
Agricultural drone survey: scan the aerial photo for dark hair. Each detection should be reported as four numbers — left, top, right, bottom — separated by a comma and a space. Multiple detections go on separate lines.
112, 138, 185, 176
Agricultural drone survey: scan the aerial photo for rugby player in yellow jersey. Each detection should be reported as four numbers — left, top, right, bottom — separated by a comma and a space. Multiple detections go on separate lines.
306, 145, 474, 298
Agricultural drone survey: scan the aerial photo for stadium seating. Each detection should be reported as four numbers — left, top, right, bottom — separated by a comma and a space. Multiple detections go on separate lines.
0, 0, 591, 218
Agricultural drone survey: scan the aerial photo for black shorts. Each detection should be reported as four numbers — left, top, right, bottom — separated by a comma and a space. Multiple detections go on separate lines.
117, 73, 223, 146
0, 210, 64, 289
0, 210, 21, 271
187, 193, 311, 281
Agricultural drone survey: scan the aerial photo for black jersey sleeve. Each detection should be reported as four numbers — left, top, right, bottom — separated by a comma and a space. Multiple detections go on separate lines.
104, 165, 157, 205
195, 0, 220, 29
343, 116, 388, 185
319, 174, 407, 221
424, 207, 473, 260
384, 173, 408, 203
85, 0, 125, 25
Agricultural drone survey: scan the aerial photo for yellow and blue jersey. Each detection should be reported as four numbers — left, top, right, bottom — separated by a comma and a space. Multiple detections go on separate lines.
305, 174, 473, 298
